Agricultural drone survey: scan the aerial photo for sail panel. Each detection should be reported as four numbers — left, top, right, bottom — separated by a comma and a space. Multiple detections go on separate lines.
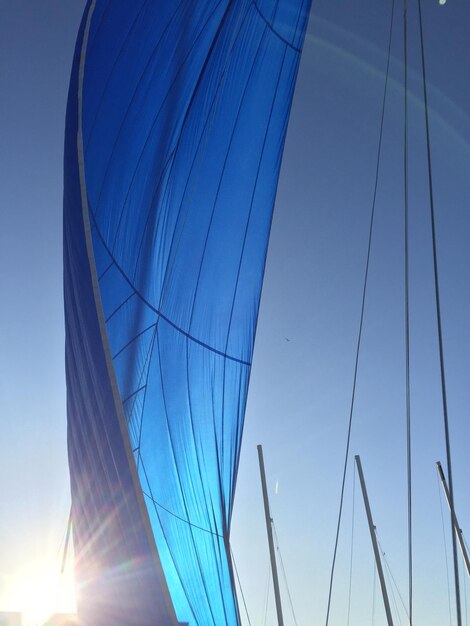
65, 1, 311, 625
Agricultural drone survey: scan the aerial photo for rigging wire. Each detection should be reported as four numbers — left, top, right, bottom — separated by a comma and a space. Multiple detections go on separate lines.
377, 535, 409, 620
272, 520, 298, 626
461, 549, 468, 626
464, 535, 470, 564
230, 546, 252, 626
417, 0, 462, 623
263, 561, 271, 626
371, 559, 377, 626
347, 465, 356, 626
376, 533, 407, 626
437, 462, 453, 626
465, 567, 468, 626
402, 0, 413, 622
384, 560, 404, 626
324, 1, 396, 622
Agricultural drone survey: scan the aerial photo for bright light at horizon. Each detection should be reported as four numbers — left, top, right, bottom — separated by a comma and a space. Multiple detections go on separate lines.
1, 559, 76, 626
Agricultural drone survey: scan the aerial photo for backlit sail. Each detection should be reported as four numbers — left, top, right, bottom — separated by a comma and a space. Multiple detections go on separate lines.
64, 1, 311, 624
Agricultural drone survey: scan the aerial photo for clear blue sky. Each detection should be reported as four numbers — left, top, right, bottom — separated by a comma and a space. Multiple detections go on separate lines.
1, 2, 470, 625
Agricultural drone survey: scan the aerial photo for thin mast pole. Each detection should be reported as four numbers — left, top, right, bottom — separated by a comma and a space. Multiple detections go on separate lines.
257, 444, 284, 626
61, 506, 73, 574
403, 0, 413, 622
416, 0, 462, 622
355, 455, 394, 626
437, 462, 470, 577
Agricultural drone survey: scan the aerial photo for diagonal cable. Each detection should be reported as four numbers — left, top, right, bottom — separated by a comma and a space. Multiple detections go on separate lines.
437, 463, 453, 626
230, 546, 253, 626
324, 1, 395, 621
347, 465, 356, 626
272, 520, 298, 626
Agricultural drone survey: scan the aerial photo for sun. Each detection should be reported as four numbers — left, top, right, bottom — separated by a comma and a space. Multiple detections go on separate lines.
17, 568, 57, 625
1, 559, 75, 626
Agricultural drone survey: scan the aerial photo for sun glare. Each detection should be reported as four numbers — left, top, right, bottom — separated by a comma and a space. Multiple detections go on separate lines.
1, 560, 75, 626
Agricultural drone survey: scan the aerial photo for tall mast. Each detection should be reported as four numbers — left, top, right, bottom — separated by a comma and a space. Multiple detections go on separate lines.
416, 0, 462, 622
355, 455, 394, 626
437, 462, 470, 577
257, 444, 284, 626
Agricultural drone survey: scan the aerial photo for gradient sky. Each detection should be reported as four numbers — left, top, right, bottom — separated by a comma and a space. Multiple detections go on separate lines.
1, 2, 470, 625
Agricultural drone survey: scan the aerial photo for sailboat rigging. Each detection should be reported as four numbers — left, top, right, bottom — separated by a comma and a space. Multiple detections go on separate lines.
319, 2, 469, 625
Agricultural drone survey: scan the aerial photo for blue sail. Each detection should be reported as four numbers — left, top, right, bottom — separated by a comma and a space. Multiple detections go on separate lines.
64, 1, 311, 624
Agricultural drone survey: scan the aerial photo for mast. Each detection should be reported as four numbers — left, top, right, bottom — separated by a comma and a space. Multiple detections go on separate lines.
416, 0, 462, 622
437, 462, 470, 577
61, 507, 73, 574
355, 455, 394, 626
257, 444, 284, 626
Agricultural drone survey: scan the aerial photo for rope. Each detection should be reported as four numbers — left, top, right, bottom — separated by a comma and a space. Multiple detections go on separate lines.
347, 466, 356, 626
402, 0, 413, 622
324, 1, 395, 621
437, 464, 453, 626
272, 521, 298, 626
417, 1, 462, 623
230, 546, 252, 626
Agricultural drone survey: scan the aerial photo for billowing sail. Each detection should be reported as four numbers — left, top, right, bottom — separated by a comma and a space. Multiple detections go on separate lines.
64, 1, 311, 624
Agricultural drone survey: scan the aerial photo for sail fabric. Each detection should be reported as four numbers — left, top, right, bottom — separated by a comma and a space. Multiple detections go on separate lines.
64, 1, 311, 625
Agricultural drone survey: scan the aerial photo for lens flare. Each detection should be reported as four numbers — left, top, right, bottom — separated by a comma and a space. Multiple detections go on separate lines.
1, 559, 75, 626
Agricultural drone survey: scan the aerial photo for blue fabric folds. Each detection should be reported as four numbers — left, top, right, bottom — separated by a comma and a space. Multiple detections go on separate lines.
64, 1, 311, 624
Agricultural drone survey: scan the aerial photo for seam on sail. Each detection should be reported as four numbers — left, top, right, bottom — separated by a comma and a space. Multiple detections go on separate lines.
84, 0, 152, 149
134, 325, 159, 464
109, 0, 231, 256
179, 28, 271, 616
91, 0, 226, 225
184, 21, 268, 360
252, 1, 302, 52
131, 1, 253, 292
98, 259, 114, 280
142, 491, 224, 538
112, 322, 157, 360
139, 458, 200, 626
223, 44, 289, 515
91, 210, 252, 366
122, 384, 147, 405
104, 292, 136, 323
155, 328, 219, 626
